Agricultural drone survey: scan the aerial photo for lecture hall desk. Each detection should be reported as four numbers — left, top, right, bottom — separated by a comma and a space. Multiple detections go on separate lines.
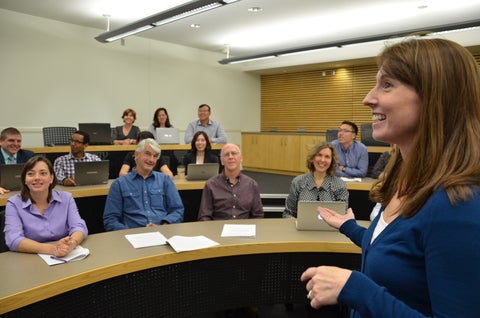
0, 178, 376, 207
0, 218, 368, 317
25, 144, 225, 180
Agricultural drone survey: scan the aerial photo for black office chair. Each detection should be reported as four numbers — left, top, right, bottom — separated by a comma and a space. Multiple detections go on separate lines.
42, 126, 77, 146
360, 123, 389, 146
325, 128, 339, 143
0, 209, 8, 253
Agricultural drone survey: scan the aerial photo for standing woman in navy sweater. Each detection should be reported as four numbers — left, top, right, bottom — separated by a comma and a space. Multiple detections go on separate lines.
301, 38, 480, 317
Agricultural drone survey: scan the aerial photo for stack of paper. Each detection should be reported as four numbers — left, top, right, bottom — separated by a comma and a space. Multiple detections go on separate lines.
38, 245, 90, 266
341, 177, 362, 182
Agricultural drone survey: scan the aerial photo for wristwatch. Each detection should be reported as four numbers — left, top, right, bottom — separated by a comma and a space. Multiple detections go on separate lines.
342, 167, 346, 172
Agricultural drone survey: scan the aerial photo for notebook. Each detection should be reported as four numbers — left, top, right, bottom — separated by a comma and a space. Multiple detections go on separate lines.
185, 163, 219, 181
73, 160, 109, 186
296, 201, 347, 231
78, 123, 112, 145
0, 163, 24, 191
156, 128, 180, 144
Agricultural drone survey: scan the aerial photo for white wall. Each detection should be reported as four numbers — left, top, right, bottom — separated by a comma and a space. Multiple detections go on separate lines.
0, 9, 261, 147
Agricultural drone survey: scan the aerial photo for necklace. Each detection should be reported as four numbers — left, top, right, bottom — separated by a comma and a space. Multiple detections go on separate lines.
313, 173, 325, 187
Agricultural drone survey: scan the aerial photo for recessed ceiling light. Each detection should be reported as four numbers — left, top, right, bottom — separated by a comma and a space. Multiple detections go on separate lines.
248, 7, 263, 13
190, 23, 200, 28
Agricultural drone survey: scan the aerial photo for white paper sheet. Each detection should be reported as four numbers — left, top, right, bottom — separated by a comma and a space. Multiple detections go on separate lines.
167, 235, 219, 252
220, 224, 256, 237
125, 231, 168, 248
38, 245, 90, 266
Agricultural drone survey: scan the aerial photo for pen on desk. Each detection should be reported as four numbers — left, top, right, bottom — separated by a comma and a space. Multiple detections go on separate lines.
50, 255, 67, 263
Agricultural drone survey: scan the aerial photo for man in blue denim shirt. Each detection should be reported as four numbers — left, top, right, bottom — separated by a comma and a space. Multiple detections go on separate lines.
103, 138, 184, 231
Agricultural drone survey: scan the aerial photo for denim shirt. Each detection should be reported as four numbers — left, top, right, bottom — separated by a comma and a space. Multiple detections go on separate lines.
103, 169, 184, 231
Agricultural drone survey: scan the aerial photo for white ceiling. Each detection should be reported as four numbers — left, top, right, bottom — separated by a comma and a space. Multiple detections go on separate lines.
1, 0, 480, 73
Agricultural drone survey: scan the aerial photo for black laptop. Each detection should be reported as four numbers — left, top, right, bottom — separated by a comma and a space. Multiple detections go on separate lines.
74, 161, 109, 186
78, 123, 112, 145
0, 164, 24, 191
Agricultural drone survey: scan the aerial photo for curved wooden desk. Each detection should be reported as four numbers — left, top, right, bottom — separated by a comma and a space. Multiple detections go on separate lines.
0, 178, 206, 207
0, 218, 365, 316
25, 144, 224, 154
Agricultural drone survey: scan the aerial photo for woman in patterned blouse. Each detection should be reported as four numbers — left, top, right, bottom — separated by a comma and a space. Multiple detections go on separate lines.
283, 142, 348, 218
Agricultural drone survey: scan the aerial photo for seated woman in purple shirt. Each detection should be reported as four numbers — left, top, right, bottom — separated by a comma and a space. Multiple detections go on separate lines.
4, 156, 88, 256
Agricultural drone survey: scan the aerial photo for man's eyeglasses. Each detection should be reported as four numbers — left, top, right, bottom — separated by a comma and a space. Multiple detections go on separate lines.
70, 139, 85, 144
338, 129, 354, 134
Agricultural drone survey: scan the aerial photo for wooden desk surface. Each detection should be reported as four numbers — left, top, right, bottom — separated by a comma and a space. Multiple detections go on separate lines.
344, 177, 376, 191
25, 144, 224, 154
0, 218, 366, 314
367, 146, 390, 153
0, 177, 375, 207
0, 178, 206, 206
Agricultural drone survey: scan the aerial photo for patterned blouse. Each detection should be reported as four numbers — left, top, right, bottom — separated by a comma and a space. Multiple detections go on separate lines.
283, 173, 349, 218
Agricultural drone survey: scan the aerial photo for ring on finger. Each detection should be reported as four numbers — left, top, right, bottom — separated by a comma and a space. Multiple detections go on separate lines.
307, 290, 313, 300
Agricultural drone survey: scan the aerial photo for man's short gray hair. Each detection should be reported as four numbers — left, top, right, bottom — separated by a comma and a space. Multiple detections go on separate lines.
135, 138, 161, 156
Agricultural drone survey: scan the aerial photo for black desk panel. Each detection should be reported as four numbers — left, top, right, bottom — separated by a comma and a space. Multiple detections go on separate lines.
3, 252, 359, 318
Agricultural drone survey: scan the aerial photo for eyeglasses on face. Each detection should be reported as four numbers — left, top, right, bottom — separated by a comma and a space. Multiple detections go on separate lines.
338, 129, 354, 134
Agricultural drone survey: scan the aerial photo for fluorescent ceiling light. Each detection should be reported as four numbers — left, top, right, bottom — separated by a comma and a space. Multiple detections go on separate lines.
227, 55, 276, 64
105, 25, 154, 42
153, 3, 222, 26
95, 0, 237, 43
218, 18, 480, 64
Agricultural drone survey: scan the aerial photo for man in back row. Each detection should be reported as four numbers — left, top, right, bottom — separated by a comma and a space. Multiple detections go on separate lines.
0, 127, 35, 194
53, 131, 101, 186
331, 121, 368, 178
184, 104, 227, 144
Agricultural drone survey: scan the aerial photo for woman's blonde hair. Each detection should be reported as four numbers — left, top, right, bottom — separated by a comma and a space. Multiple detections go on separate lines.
370, 38, 480, 217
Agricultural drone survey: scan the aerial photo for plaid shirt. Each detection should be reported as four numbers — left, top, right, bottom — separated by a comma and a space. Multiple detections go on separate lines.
53, 152, 101, 184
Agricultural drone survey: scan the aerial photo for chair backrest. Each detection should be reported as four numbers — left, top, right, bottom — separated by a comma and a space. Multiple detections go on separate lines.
360, 123, 389, 146
325, 128, 339, 143
42, 127, 77, 146
0, 209, 8, 253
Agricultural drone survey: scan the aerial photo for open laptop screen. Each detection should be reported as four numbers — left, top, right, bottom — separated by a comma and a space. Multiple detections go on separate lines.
78, 123, 112, 145
0, 164, 24, 191
156, 128, 180, 144
73, 160, 109, 186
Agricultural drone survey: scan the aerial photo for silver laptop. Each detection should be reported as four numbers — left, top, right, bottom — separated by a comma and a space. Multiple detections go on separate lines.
78, 123, 112, 145
296, 201, 347, 231
185, 163, 219, 181
74, 161, 109, 186
156, 128, 180, 144
0, 164, 24, 191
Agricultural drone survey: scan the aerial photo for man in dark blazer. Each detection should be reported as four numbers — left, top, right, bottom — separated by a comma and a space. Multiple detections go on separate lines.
0, 127, 35, 194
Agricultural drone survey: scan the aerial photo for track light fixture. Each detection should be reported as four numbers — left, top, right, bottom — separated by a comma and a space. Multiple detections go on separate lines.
218, 19, 480, 65
95, 0, 240, 43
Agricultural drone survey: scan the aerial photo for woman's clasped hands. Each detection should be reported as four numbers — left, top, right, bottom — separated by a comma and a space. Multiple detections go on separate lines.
52, 236, 77, 257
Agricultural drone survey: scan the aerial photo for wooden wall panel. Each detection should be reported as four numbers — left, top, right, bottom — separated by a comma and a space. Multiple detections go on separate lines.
261, 65, 376, 134
260, 45, 480, 135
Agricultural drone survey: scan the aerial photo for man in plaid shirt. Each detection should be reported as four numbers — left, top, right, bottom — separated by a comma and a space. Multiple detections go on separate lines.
53, 131, 101, 186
